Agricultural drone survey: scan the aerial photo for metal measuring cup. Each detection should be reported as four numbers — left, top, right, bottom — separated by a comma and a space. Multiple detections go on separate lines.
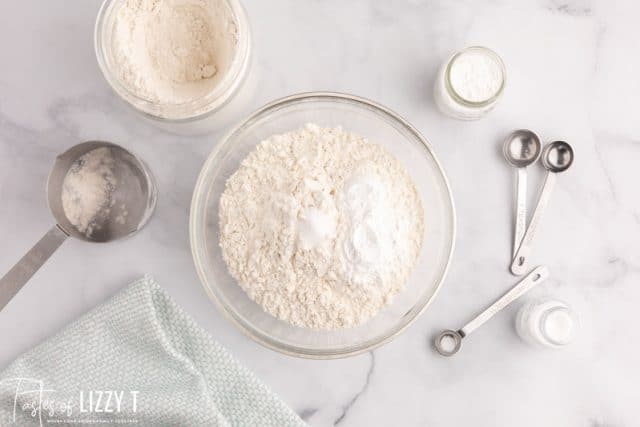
0, 141, 157, 311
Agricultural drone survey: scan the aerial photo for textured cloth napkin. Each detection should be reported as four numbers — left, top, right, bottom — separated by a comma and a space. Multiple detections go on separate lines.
0, 276, 306, 426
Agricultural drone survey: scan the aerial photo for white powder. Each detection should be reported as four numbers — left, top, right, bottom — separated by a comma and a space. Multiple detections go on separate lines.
62, 147, 117, 236
341, 173, 396, 286
219, 124, 424, 330
438, 334, 457, 353
448, 49, 503, 102
111, 0, 238, 104
543, 309, 574, 345
297, 207, 336, 251
516, 299, 577, 348
434, 47, 506, 119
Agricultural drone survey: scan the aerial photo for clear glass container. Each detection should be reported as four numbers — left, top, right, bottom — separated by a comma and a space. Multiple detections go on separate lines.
190, 92, 456, 359
94, 0, 251, 130
516, 299, 578, 348
433, 46, 506, 120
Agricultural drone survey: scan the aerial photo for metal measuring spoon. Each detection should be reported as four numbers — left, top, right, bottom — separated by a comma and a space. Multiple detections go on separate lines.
503, 130, 542, 261
0, 141, 157, 311
434, 265, 550, 356
510, 141, 574, 275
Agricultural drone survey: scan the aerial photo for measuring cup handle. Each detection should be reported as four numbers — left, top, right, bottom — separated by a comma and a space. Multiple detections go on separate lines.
0, 225, 68, 312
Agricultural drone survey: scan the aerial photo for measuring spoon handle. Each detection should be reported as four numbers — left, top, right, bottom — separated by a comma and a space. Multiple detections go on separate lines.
513, 167, 528, 258
510, 172, 556, 275
0, 225, 68, 312
459, 265, 549, 337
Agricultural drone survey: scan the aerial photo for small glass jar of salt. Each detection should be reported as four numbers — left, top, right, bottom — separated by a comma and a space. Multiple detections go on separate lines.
515, 299, 578, 348
433, 46, 506, 120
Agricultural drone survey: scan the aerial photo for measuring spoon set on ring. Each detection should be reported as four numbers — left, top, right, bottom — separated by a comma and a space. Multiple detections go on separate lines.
434, 131, 574, 356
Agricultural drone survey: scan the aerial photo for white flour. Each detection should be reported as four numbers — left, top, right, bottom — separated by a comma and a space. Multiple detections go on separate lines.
62, 147, 117, 236
112, 0, 238, 104
219, 124, 424, 330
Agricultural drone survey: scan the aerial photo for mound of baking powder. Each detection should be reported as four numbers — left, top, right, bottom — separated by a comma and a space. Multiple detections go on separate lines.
219, 124, 424, 330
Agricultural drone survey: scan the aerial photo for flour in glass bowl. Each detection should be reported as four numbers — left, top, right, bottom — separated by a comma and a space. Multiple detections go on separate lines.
219, 124, 425, 330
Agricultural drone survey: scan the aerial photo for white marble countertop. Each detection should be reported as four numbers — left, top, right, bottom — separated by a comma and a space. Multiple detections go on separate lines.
0, 1, 638, 425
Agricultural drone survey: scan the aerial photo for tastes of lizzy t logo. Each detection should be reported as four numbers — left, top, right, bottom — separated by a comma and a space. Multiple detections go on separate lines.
0, 378, 140, 425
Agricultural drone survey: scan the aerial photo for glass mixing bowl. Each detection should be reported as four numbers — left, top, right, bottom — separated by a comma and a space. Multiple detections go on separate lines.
190, 92, 456, 358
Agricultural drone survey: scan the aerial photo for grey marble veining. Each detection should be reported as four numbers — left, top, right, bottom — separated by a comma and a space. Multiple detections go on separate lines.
0, 0, 638, 426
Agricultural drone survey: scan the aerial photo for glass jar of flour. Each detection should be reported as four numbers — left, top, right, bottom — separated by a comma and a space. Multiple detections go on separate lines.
94, 0, 253, 134
433, 46, 506, 120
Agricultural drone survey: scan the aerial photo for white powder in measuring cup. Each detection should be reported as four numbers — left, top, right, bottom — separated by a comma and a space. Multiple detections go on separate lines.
111, 0, 238, 104
438, 334, 457, 353
61, 147, 117, 236
219, 124, 425, 330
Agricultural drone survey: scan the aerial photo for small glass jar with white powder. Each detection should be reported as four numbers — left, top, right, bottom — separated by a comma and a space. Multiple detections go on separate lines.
515, 299, 578, 348
95, 0, 251, 130
433, 46, 506, 120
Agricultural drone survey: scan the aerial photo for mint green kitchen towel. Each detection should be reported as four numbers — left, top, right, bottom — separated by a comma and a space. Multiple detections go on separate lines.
0, 276, 307, 426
